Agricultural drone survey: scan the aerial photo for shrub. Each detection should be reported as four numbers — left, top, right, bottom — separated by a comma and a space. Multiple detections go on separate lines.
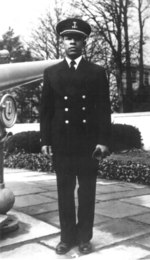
110, 123, 142, 152
4, 151, 53, 172
98, 159, 150, 185
5, 124, 142, 155
5, 131, 41, 154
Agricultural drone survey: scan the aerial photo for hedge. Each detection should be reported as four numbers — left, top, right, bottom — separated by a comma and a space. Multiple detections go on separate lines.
98, 159, 150, 185
4, 151, 150, 185
110, 123, 142, 151
3, 123, 145, 185
4, 152, 53, 172
4, 123, 142, 155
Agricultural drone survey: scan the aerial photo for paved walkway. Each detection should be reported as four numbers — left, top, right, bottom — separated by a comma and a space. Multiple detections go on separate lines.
1, 168, 150, 259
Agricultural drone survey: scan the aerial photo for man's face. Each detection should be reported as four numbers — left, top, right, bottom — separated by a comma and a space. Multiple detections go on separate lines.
62, 34, 85, 59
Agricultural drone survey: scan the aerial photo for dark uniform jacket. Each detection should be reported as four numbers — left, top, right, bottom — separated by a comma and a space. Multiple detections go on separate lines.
40, 58, 111, 156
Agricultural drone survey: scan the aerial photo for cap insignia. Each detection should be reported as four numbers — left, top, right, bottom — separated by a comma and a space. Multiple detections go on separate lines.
72, 21, 78, 29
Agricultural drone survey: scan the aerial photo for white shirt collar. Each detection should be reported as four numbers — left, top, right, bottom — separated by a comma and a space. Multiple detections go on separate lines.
65, 56, 82, 69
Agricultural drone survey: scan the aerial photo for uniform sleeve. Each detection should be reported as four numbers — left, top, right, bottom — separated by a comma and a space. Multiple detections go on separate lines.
97, 68, 111, 147
40, 69, 54, 146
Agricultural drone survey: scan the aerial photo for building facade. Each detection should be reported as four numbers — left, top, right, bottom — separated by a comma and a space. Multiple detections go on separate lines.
122, 65, 150, 112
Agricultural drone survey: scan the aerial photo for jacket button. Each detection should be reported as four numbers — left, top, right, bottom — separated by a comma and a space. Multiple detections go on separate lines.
64, 96, 68, 100
65, 120, 69, 124
82, 95, 86, 99
82, 119, 86, 123
64, 108, 69, 111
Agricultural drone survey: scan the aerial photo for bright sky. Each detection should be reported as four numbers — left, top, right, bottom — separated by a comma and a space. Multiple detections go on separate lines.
0, 0, 51, 39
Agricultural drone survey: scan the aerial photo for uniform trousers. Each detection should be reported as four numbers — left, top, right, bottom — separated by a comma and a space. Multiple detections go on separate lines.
53, 154, 98, 244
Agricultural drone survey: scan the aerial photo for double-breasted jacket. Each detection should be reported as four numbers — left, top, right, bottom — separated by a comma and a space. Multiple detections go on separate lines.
40, 58, 111, 156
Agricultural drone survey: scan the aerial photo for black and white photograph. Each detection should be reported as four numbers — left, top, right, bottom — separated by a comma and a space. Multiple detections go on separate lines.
0, 0, 150, 259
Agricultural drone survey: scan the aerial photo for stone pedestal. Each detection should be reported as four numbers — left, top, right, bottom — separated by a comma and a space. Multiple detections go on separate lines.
0, 132, 19, 236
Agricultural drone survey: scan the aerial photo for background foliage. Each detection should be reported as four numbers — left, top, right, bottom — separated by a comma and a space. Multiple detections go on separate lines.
4, 126, 150, 186
4, 124, 142, 174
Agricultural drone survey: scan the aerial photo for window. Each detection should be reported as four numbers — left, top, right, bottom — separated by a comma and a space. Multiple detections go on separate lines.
144, 71, 149, 86
131, 70, 137, 83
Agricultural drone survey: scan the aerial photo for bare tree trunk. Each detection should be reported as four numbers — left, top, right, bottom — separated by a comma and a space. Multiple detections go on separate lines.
123, 0, 133, 112
138, 0, 144, 91
115, 0, 124, 112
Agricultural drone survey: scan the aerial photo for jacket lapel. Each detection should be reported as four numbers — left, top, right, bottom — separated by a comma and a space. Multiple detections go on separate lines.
55, 58, 90, 96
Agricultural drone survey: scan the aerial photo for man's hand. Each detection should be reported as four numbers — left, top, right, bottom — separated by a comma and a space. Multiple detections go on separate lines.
92, 144, 110, 160
41, 145, 53, 156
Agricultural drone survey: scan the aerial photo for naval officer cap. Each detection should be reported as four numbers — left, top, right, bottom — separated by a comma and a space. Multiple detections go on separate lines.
56, 18, 91, 37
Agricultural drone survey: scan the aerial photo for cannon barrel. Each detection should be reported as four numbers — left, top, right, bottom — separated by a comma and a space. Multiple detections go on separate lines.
0, 59, 60, 231
0, 59, 60, 91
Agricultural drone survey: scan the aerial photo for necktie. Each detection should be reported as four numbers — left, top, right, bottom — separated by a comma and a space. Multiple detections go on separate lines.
70, 60, 76, 72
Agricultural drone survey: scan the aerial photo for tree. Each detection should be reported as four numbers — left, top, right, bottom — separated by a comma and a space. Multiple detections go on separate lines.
26, 0, 150, 113
1, 81, 42, 123
0, 27, 41, 122
73, 0, 127, 111
14, 82, 43, 123
0, 27, 33, 62
136, 0, 150, 90
72, 0, 150, 112
121, 0, 134, 112
28, 0, 75, 60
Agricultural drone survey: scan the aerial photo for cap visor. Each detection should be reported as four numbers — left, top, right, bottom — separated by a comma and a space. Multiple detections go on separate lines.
60, 29, 87, 37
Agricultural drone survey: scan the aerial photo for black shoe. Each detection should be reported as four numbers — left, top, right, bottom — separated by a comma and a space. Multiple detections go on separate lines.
79, 241, 92, 254
56, 241, 73, 255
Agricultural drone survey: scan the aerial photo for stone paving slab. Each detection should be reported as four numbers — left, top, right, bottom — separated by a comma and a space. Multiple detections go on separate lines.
96, 184, 134, 194
3, 169, 150, 259
96, 179, 121, 185
5, 182, 29, 189
41, 190, 78, 200
40, 235, 82, 258
34, 212, 112, 228
18, 202, 58, 216
29, 182, 57, 191
121, 194, 150, 208
35, 212, 112, 228
40, 185, 57, 191
92, 219, 150, 251
40, 218, 150, 253
36, 212, 60, 227
4, 168, 30, 173
121, 188, 150, 197
135, 234, 150, 249
30, 179, 57, 186
85, 243, 150, 260
4, 172, 56, 183
96, 188, 150, 202
0, 210, 59, 249
0, 242, 57, 260
18, 175, 56, 182
94, 214, 112, 225
9, 186, 49, 196
40, 191, 58, 199
1, 240, 150, 260
96, 191, 134, 201
14, 194, 54, 208
129, 213, 150, 225
118, 182, 148, 189
95, 200, 150, 218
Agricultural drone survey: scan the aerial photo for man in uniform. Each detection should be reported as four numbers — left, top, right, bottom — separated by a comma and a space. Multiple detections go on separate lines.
40, 18, 111, 255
